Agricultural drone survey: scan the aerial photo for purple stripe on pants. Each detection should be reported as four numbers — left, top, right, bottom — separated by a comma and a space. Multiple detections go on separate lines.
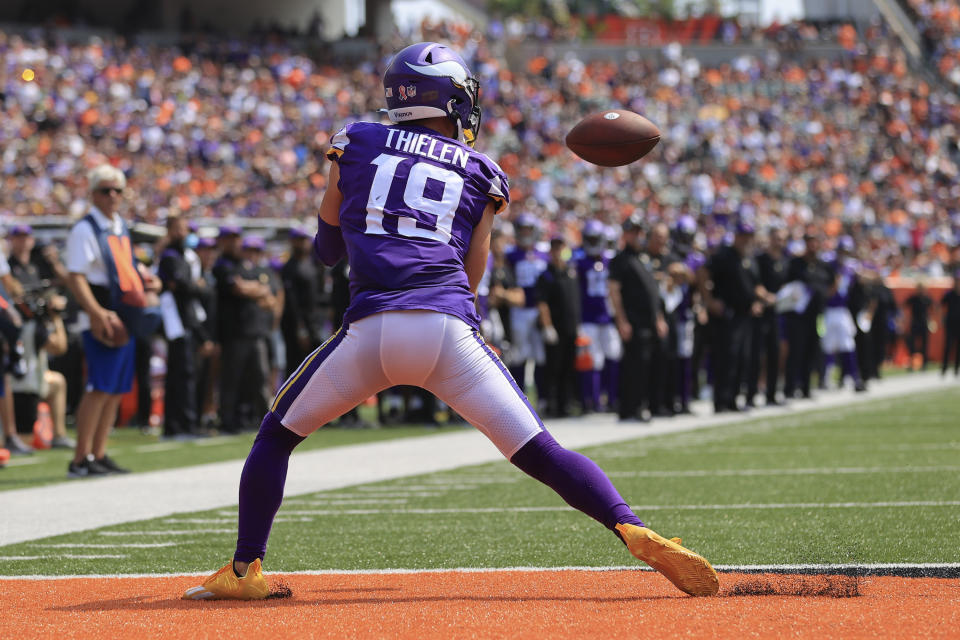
271, 326, 349, 418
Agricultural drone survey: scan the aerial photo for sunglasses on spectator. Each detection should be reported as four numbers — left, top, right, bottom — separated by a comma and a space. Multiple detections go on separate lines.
96, 187, 123, 195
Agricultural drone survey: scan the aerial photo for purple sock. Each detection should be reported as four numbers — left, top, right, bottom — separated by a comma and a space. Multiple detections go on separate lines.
510, 430, 644, 541
603, 360, 619, 410
590, 370, 602, 411
841, 351, 861, 384
234, 412, 305, 563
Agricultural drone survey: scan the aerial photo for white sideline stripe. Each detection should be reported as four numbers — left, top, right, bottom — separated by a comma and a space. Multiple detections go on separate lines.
98, 529, 235, 536
275, 500, 960, 516
2, 562, 958, 580
2, 371, 957, 546
0, 554, 127, 560
607, 465, 960, 478
4, 457, 43, 467
35, 543, 178, 549
193, 436, 237, 447
161, 517, 312, 524
134, 443, 182, 453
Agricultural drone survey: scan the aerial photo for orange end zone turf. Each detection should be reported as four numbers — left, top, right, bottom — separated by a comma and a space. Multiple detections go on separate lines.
1, 571, 958, 639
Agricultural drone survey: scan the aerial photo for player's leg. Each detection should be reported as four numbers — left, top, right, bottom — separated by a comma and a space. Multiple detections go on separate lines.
422, 315, 718, 595
185, 317, 390, 600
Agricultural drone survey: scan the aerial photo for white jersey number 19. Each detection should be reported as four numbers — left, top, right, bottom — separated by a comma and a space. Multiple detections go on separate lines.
365, 153, 463, 243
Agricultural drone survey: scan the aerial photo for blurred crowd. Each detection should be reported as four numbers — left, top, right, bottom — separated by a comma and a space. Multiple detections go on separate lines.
2, 16, 960, 470
907, 0, 960, 86
1, 19, 959, 280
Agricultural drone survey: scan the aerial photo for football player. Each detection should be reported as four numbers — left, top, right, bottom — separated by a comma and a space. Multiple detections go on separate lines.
505, 213, 548, 400
575, 220, 621, 413
184, 42, 717, 601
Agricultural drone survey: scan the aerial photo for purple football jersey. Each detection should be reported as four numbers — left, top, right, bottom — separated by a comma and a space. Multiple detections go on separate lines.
506, 247, 548, 308
576, 254, 612, 324
327, 121, 509, 329
826, 259, 857, 308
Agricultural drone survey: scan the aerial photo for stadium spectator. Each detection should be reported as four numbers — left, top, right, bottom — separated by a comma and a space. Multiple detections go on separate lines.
194, 237, 220, 430
536, 235, 580, 417
784, 234, 832, 399
704, 221, 760, 413
906, 282, 935, 370
280, 228, 325, 376
63, 164, 157, 477
158, 215, 211, 438
941, 272, 960, 376
213, 228, 272, 433
749, 228, 788, 406
7, 225, 74, 448
608, 215, 666, 422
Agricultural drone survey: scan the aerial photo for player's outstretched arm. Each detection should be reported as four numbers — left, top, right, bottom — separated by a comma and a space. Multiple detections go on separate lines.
465, 203, 497, 294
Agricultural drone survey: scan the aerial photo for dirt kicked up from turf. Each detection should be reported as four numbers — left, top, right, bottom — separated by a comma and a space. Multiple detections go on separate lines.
1, 571, 958, 639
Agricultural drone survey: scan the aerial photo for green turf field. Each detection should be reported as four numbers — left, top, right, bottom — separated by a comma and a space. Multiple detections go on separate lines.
1, 388, 957, 576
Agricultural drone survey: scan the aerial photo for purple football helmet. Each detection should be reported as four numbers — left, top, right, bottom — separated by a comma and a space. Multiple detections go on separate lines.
582, 220, 606, 256
383, 42, 482, 147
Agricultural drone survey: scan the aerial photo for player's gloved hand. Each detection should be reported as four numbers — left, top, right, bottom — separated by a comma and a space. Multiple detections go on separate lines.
542, 325, 559, 345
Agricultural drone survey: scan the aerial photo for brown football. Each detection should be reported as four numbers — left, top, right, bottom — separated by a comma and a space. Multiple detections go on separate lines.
565, 110, 661, 167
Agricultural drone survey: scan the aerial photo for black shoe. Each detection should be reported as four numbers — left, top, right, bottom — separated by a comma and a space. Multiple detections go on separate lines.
95, 455, 130, 474
5, 434, 33, 455
854, 382, 867, 393
85, 456, 113, 476
67, 460, 89, 478
766, 398, 788, 407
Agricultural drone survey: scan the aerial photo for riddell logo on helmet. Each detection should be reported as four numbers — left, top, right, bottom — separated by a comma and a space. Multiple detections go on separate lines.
394, 110, 413, 118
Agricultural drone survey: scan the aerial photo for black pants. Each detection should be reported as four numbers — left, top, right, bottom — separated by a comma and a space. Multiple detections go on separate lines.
135, 337, 153, 425
907, 326, 929, 368
619, 329, 653, 419
712, 314, 751, 411
220, 336, 271, 432
164, 332, 197, 436
747, 313, 780, 403
543, 333, 577, 417
943, 328, 960, 375
784, 311, 818, 397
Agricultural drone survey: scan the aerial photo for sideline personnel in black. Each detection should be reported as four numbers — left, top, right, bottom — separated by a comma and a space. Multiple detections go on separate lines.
281, 227, 325, 377
748, 227, 788, 406
941, 273, 960, 377
536, 235, 581, 417
783, 233, 832, 399
158, 215, 214, 438
704, 221, 760, 413
608, 215, 667, 422
213, 226, 272, 433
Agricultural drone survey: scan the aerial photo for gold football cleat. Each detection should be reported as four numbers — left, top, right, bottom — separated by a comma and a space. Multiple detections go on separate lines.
182, 558, 270, 601
616, 523, 719, 596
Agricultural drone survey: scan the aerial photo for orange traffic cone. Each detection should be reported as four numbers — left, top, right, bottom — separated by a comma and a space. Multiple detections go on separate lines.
0, 447, 9, 467
32, 401, 54, 450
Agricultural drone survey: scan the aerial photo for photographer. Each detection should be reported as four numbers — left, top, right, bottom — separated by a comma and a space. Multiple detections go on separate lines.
7, 225, 74, 449
0, 248, 30, 455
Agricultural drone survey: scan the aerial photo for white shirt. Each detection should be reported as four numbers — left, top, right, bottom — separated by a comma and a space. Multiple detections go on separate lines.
0, 246, 10, 278
65, 205, 125, 286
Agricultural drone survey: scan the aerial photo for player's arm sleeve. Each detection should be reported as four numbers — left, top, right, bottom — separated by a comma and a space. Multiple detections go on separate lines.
326, 125, 351, 163
314, 217, 347, 267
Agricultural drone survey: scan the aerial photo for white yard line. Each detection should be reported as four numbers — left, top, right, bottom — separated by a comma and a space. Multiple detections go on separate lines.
607, 465, 960, 478
272, 500, 960, 516
97, 529, 235, 536
134, 442, 182, 453
0, 554, 127, 561
3, 457, 44, 467
0, 372, 955, 546
1, 562, 958, 580
35, 543, 178, 549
